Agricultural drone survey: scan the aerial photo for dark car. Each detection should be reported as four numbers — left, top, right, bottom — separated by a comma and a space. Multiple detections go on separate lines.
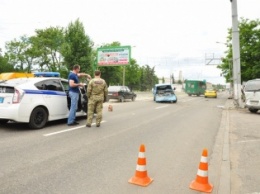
107, 86, 136, 102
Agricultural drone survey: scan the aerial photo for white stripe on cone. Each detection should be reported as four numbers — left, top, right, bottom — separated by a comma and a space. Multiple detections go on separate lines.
197, 169, 208, 177
136, 164, 147, 172
200, 156, 208, 163
138, 152, 145, 158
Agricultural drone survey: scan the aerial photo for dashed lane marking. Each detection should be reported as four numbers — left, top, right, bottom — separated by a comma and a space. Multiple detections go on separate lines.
155, 105, 169, 109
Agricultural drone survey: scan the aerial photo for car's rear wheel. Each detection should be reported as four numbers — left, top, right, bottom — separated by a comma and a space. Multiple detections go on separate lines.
0, 119, 9, 125
132, 96, 136, 101
29, 107, 48, 129
249, 108, 258, 113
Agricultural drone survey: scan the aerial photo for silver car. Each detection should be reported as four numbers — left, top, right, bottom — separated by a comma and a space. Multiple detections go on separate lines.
244, 79, 260, 113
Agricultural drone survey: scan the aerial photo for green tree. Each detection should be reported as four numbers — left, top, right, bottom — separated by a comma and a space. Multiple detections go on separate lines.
162, 76, 165, 83
139, 65, 157, 91
62, 19, 93, 75
0, 49, 14, 73
177, 80, 182, 84
125, 59, 141, 90
5, 35, 36, 72
30, 27, 65, 72
171, 73, 175, 84
218, 18, 260, 82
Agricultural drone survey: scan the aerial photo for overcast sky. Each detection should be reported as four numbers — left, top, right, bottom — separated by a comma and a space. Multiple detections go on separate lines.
1, 0, 260, 84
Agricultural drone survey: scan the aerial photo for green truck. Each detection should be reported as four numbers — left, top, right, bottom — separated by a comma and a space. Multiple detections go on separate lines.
185, 80, 206, 96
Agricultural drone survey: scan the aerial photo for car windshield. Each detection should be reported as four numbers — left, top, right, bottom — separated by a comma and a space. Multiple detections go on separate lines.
156, 85, 173, 94
156, 85, 172, 90
108, 86, 121, 92
245, 80, 260, 91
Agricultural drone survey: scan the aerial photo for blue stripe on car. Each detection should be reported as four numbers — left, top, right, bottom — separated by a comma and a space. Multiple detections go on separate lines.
24, 89, 67, 96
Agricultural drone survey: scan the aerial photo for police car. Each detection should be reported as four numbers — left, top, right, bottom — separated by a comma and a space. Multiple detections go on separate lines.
0, 77, 87, 129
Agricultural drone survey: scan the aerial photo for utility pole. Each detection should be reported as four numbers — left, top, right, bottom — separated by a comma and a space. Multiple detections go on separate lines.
231, 0, 242, 107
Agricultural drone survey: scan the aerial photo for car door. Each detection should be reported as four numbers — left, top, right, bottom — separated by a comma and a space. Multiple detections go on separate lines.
125, 86, 131, 99
121, 86, 127, 99
35, 79, 68, 118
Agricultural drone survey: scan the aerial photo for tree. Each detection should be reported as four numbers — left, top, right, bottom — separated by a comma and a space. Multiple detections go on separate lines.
162, 76, 165, 83
5, 35, 36, 72
177, 80, 182, 84
125, 59, 141, 90
138, 65, 158, 91
30, 27, 65, 72
171, 73, 175, 84
0, 49, 14, 73
218, 18, 260, 82
62, 19, 93, 75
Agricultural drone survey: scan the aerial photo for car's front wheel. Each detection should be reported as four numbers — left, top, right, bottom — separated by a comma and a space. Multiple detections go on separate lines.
29, 107, 48, 129
249, 108, 258, 113
0, 119, 9, 125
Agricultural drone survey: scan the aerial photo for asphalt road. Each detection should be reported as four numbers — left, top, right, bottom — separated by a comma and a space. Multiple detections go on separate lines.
0, 92, 227, 194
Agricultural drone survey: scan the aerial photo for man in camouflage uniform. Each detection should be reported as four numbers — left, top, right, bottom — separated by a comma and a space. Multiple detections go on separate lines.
86, 70, 108, 127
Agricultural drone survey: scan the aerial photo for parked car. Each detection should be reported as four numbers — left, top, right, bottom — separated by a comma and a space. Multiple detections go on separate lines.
107, 86, 136, 102
0, 77, 87, 129
153, 84, 177, 103
244, 79, 260, 113
204, 89, 217, 98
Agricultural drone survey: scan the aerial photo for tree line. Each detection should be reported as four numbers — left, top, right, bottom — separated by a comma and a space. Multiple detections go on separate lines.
0, 19, 158, 91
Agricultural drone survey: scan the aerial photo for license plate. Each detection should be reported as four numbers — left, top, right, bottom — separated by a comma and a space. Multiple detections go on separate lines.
0, 97, 3, 103
251, 101, 258, 105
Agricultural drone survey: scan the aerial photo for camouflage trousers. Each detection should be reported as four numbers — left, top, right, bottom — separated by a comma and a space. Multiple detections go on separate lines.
87, 99, 103, 125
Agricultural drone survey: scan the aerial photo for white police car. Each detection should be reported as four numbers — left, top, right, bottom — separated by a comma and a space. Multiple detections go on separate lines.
0, 77, 87, 129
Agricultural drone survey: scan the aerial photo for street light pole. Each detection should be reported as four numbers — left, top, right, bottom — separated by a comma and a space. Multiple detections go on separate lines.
231, 0, 242, 107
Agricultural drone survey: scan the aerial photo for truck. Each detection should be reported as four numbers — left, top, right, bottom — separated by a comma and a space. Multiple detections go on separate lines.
185, 80, 206, 96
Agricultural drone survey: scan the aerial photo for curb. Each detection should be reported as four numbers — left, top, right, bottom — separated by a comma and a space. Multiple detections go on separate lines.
209, 99, 231, 194
217, 100, 231, 194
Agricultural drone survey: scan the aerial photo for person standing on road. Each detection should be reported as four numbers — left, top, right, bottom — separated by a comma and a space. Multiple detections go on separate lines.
67, 65, 91, 126
86, 70, 108, 127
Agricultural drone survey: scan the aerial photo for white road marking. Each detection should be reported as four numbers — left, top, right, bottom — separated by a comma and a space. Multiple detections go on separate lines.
232, 139, 260, 144
43, 121, 106, 137
155, 105, 169, 109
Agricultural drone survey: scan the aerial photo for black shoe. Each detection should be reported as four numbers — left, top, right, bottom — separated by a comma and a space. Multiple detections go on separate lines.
96, 124, 100, 127
68, 123, 78, 126
86, 124, 91, 127
74, 121, 79, 124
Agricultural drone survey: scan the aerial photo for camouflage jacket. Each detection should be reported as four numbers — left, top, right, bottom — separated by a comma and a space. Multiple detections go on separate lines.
87, 78, 108, 101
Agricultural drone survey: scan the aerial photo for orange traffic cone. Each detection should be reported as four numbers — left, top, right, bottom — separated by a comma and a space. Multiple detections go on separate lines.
189, 149, 213, 193
128, 144, 153, 187
108, 104, 113, 112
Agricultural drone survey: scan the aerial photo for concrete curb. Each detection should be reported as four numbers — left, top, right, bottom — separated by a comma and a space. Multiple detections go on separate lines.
209, 99, 231, 194
217, 100, 231, 194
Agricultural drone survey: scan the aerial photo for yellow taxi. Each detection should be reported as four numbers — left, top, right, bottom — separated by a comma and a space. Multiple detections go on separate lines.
204, 89, 217, 98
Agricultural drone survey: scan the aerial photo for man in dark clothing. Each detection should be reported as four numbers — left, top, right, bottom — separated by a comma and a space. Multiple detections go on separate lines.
67, 65, 91, 126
